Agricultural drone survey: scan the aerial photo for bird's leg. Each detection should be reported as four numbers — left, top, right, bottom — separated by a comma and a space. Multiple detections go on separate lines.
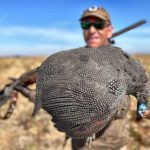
14, 85, 35, 102
86, 134, 95, 149
2, 91, 17, 119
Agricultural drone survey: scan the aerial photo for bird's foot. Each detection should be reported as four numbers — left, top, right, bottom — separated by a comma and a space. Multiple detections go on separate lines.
86, 134, 95, 149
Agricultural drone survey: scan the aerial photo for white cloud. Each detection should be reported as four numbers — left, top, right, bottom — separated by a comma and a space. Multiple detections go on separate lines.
130, 27, 150, 34
115, 35, 150, 54
113, 26, 150, 54
120, 27, 150, 38
0, 26, 82, 41
0, 43, 84, 56
0, 26, 85, 56
0, 26, 149, 56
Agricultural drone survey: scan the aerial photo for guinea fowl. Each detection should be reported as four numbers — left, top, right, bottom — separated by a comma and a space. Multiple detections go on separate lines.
33, 45, 150, 139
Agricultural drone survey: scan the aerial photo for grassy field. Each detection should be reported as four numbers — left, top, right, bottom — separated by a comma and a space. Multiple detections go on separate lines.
0, 55, 150, 150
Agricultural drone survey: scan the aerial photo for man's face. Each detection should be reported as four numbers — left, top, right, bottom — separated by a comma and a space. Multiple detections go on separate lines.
81, 17, 113, 48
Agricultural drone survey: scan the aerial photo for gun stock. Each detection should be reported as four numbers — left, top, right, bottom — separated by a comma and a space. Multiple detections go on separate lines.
108, 20, 147, 44
112, 20, 146, 38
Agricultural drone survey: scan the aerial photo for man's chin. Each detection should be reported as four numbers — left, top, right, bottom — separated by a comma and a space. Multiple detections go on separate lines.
87, 43, 101, 48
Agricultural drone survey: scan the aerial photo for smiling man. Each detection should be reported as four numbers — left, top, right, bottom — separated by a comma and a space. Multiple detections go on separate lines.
71, 6, 131, 150
80, 6, 113, 48
4, 5, 150, 150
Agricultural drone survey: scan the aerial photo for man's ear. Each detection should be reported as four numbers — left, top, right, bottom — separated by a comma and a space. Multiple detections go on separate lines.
107, 25, 113, 38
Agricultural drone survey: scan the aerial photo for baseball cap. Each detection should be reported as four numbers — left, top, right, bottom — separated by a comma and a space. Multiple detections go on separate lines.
80, 6, 111, 22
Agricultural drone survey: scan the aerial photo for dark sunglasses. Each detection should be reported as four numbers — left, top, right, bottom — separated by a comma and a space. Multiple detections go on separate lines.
81, 21, 108, 30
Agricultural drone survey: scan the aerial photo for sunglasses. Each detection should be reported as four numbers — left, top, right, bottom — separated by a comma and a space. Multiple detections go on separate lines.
81, 21, 108, 30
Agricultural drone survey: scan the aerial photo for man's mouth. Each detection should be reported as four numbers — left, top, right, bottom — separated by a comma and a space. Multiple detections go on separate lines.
88, 36, 99, 41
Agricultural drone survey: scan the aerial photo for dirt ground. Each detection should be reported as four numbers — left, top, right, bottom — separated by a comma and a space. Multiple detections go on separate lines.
0, 54, 150, 150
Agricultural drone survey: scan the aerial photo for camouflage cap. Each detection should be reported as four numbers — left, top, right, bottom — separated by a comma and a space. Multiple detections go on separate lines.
80, 6, 111, 22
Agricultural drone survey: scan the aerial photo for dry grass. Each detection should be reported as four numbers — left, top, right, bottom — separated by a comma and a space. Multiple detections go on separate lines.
0, 54, 150, 150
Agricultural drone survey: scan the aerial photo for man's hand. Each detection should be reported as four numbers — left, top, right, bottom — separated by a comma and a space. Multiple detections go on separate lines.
143, 110, 150, 119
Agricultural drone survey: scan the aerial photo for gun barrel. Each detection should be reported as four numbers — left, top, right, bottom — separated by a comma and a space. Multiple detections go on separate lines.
112, 20, 146, 38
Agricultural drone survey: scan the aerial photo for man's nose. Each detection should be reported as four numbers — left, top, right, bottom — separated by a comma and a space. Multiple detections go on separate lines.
89, 26, 97, 33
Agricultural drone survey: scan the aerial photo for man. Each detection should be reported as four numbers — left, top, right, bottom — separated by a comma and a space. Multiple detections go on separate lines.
80, 6, 113, 48
71, 6, 131, 150
4, 5, 150, 150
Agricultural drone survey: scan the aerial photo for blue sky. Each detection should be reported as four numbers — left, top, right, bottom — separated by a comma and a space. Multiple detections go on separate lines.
0, 0, 150, 56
